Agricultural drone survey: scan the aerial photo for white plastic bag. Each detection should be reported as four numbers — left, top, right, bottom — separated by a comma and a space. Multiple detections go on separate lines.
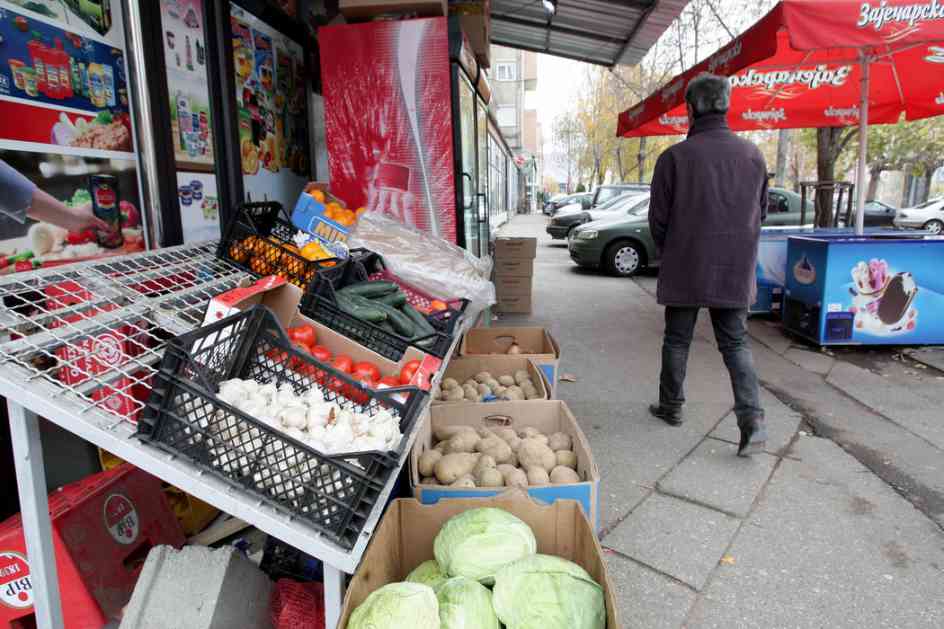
348, 212, 495, 320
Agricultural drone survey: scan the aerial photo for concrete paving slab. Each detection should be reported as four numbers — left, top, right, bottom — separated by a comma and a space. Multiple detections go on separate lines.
710, 389, 803, 454
657, 440, 778, 518
747, 318, 792, 355
685, 436, 944, 629
827, 361, 944, 450
604, 551, 695, 629
604, 493, 741, 590
905, 347, 944, 373
783, 346, 836, 375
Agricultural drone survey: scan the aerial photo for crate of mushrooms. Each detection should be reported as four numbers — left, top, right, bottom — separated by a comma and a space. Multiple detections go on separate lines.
431, 357, 549, 404
410, 400, 601, 529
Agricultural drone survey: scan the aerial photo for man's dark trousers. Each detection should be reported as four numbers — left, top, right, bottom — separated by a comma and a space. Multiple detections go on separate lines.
659, 306, 764, 429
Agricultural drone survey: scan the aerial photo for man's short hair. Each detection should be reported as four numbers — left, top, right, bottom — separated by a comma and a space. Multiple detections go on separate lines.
685, 73, 731, 119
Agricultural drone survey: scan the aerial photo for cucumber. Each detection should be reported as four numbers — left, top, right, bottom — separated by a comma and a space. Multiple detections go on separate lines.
336, 293, 387, 323
337, 280, 399, 298
371, 301, 416, 337
401, 303, 436, 337
375, 291, 407, 308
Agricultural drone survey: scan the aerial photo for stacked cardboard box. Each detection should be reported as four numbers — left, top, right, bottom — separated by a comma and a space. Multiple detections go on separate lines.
493, 237, 536, 313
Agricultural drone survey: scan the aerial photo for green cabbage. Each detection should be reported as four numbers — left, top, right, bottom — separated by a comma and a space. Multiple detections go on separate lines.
492, 554, 606, 629
347, 582, 439, 629
434, 507, 537, 584
406, 559, 449, 591
437, 577, 500, 629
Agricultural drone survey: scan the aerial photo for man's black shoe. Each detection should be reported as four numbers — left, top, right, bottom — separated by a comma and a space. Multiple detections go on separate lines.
649, 404, 683, 426
738, 420, 767, 457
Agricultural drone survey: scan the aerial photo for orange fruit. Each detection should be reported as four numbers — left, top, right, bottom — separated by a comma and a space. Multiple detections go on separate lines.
309, 189, 326, 203
336, 212, 355, 227
355, 206, 367, 216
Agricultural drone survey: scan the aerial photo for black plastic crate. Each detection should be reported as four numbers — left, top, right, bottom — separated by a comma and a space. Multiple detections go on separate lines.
137, 305, 426, 550
299, 250, 464, 362
217, 201, 340, 290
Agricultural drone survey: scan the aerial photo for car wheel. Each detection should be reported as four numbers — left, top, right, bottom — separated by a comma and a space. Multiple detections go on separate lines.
605, 241, 644, 277
923, 219, 943, 235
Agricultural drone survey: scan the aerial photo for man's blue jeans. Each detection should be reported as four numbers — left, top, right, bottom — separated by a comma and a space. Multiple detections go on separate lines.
659, 306, 765, 428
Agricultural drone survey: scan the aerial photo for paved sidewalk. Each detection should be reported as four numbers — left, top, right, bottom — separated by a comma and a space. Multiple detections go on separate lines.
498, 215, 944, 628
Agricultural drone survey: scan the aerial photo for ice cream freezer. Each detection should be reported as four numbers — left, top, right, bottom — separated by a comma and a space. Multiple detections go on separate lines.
782, 234, 944, 345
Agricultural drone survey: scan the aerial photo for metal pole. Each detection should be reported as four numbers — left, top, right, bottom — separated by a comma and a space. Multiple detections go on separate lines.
324, 563, 344, 629
855, 52, 870, 236
8, 401, 63, 628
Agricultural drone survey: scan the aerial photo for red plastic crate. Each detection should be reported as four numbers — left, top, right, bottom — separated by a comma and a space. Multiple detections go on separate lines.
0, 464, 185, 628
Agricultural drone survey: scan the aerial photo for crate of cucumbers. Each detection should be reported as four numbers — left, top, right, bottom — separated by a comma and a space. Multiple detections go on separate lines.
300, 251, 467, 361
218, 201, 342, 290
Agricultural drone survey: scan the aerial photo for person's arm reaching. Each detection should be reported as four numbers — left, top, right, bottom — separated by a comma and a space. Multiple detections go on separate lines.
649, 151, 674, 252
759, 162, 770, 224
0, 160, 106, 232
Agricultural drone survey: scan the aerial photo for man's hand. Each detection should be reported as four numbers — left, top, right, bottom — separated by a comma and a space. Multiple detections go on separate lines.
60, 202, 110, 233
27, 189, 109, 233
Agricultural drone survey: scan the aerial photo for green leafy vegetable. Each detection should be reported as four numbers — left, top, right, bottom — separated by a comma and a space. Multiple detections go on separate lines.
433, 507, 536, 585
437, 577, 500, 629
348, 582, 439, 629
406, 559, 449, 592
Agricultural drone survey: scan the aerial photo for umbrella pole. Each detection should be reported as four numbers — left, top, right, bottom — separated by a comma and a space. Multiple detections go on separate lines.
855, 51, 870, 236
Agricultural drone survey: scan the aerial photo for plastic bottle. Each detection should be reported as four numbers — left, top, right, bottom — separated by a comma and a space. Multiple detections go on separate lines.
42, 42, 61, 98
54, 39, 72, 98
27, 39, 47, 94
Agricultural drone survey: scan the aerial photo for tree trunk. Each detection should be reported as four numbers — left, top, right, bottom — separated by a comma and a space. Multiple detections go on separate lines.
901, 172, 914, 207
866, 166, 883, 201
637, 137, 647, 184
920, 169, 934, 204
775, 129, 791, 188
615, 146, 625, 181
815, 128, 839, 227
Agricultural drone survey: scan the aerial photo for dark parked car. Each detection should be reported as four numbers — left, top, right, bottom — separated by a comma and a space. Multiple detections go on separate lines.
546, 192, 648, 239
543, 193, 592, 216
862, 200, 898, 227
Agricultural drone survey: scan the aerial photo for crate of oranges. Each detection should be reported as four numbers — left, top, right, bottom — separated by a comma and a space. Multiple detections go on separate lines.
291, 183, 365, 245
217, 201, 340, 290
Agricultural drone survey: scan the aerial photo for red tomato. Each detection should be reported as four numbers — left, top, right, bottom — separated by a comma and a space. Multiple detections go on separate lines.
290, 342, 312, 369
310, 344, 332, 363
332, 354, 354, 374
399, 359, 421, 385
288, 324, 316, 347
352, 361, 381, 384
266, 348, 289, 365
378, 376, 400, 388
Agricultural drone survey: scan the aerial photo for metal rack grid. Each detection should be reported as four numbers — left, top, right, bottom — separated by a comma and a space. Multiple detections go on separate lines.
0, 242, 456, 628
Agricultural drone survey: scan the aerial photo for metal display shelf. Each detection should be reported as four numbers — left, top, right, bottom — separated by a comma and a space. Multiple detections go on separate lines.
0, 242, 457, 629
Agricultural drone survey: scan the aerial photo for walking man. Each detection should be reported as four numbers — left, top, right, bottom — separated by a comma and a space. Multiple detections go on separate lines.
647, 73, 768, 457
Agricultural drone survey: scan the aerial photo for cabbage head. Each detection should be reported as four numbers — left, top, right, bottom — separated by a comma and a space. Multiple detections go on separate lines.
406, 559, 449, 591
433, 507, 537, 584
492, 554, 606, 629
347, 582, 439, 629
437, 577, 500, 629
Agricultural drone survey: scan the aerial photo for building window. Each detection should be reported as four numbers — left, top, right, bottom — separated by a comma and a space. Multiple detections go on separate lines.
495, 62, 517, 81
497, 105, 516, 128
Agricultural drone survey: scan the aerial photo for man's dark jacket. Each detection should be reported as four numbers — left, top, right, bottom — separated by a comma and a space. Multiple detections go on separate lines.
649, 113, 768, 308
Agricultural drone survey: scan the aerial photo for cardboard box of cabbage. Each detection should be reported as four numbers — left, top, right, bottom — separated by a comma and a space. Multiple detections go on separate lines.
338, 491, 620, 628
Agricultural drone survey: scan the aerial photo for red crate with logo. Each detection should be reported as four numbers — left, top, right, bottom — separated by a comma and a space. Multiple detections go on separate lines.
0, 464, 185, 628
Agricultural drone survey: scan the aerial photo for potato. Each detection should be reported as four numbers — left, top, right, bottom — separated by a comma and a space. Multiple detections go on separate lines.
521, 382, 537, 396
443, 388, 465, 402
525, 390, 543, 400
442, 378, 460, 390
525, 466, 550, 486
484, 378, 501, 391
533, 434, 550, 447
434, 425, 477, 442
433, 441, 448, 453
431, 385, 442, 401
463, 379, 478, 389
451, 475, 476, 488
507, 436, 522, 453
421, 477, 437, 485
475, 436, 512, 463
492, 427, 518, 443
462, 384, 480, 400
519, 427, 542, 439
519, 378, 535, 389
434, 453, 479, 484
445, 431, 480, 454
505, 468, 529, 488
473, 454, 497, 476
498, 375, 516, 387
555, 450, 578, 470
548, 432, 573, 452
476, 427, 496, 439
477, 383, 493, 397
493, 385, 507, 397
418, 449, 443, 477
518, 438, 556, 472
514, 370, 530, 385
476, 468, 505, 488
474, 372, 493, 384
550, 466, 580, 484
501, 386, 525, 401
506, 451, 518, 468
496, 464, 519, 481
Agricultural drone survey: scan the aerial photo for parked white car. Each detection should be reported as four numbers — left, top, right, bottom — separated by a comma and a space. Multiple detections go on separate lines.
894, 197, 944, 234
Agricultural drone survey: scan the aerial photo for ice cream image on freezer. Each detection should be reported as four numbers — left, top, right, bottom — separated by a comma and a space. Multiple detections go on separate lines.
395, 20, 440, 237
849, 259, 919, 335
793, 254, 816, 284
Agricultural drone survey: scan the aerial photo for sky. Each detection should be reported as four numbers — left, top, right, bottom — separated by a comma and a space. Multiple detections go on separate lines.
536, 54, 589, 181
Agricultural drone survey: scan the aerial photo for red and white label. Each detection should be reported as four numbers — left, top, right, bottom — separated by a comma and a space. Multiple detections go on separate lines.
94, 185, 117, 210
0, 552, 32, 609
103, 494, 139, 545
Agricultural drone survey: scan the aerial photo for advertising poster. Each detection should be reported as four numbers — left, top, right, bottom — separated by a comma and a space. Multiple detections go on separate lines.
0, 2, 146, 269
231, 3, 309, 210
0, 151, 145, 269
176, 171, 219, 243
160, 0, 215, 169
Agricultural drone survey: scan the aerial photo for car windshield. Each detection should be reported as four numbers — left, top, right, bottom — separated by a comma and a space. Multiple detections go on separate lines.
595, 187, 626, 204
914, 198, 943, 209
597, 193, 640, 211
627, 196, 650, 215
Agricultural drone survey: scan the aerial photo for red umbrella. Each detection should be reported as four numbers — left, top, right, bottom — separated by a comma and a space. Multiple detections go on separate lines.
617, 0, 944, 233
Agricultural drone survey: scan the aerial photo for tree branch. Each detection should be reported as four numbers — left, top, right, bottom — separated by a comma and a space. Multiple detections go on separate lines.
704, 0, 736, 40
